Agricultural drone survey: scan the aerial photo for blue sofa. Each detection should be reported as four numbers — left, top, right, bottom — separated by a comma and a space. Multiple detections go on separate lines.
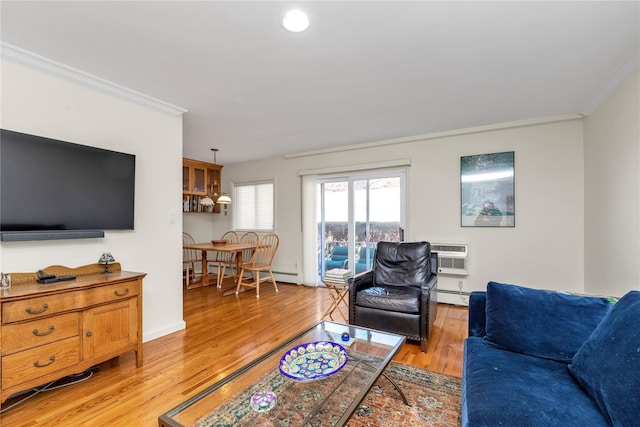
462, 282, 640, 427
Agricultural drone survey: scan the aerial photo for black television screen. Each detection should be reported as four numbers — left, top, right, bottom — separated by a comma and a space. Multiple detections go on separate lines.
0, 129, 135, 241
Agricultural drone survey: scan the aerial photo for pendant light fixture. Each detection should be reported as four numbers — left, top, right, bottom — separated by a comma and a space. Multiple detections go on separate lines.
199, 148, 218, 210
211, 148, 232, 205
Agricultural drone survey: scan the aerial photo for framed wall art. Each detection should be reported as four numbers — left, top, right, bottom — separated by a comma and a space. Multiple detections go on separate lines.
461, 151, 515, 227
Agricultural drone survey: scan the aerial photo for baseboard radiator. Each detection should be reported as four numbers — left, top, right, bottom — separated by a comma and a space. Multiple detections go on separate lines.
272, 269, 301, 285
437, 288, 470, 306
438, 288, 471, 296
207, 264, 301, 285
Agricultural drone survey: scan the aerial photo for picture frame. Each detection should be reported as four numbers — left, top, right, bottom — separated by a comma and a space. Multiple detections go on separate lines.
461, 151, 515, 227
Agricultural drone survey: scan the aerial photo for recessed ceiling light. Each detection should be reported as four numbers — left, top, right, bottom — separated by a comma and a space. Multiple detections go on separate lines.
282, 10, 309, 32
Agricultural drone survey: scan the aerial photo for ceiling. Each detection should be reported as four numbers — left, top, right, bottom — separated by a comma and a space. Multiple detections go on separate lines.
1, 1, 639, 165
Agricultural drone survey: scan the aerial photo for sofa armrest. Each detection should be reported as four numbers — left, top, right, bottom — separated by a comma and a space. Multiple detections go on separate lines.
468, 291, 487, 337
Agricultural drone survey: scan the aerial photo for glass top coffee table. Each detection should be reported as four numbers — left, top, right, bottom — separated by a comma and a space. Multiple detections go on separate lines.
158, 321, 405, 427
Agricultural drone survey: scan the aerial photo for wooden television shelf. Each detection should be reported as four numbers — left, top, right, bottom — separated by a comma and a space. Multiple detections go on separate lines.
0, 264, 146, 403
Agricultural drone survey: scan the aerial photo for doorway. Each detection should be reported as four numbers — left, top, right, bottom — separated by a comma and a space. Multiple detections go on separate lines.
318, 170, 406, 280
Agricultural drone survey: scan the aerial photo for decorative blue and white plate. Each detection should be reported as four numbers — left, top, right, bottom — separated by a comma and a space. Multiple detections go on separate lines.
279, 341, 348, 381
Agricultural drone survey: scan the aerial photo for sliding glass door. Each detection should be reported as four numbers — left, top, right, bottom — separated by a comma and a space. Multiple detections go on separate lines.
318, 171, 405, 280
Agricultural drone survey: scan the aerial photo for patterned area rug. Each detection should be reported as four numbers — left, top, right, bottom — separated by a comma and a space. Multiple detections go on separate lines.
194, 361, 461, 427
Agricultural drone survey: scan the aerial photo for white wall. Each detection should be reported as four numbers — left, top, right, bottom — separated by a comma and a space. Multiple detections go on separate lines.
0, 60, 186, 341
183, 214, 216, 243
210, 117, 588, 302
584, 71, 640, 297
183, 73, 640, 304
4, 59, 634, 348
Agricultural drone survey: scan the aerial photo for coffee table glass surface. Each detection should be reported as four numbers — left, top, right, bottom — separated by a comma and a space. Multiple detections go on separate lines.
158, 321, 405, 427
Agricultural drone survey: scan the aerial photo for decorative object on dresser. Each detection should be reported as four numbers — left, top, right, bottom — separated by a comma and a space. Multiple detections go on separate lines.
98, 252, 116, 274
0, 263, 146, 404
0, 273, 11, 290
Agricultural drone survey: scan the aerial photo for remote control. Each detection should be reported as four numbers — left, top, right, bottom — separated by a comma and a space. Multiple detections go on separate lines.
37, 270, 56, 280
37, 270, 76, 284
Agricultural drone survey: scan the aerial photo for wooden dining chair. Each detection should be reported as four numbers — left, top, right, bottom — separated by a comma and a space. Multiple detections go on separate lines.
235, 231, 259, 281
236, 233, 279, 298
182, 232, 201, 288
211, 231, 239, 288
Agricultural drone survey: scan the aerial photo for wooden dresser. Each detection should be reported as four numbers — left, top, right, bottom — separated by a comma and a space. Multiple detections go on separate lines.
0, 266, 145, 403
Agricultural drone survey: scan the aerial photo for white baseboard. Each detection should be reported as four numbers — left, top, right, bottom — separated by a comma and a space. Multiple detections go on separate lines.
143, 320, 186, 343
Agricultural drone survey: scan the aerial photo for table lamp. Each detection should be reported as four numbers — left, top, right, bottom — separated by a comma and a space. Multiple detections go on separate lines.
200, 196, 215, 212
98, 252, 116, 274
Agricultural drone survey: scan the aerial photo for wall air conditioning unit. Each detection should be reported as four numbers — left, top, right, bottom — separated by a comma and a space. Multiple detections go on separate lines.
431, 243, 469, 276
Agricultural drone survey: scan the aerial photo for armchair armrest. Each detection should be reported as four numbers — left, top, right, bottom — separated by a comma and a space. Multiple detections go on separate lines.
468, 291, 487, 337
348, 270, 373, 324
349, 269, 373, 292
421, 252, 438, 293
420, 273, 438, 292
430, 252, 438, 276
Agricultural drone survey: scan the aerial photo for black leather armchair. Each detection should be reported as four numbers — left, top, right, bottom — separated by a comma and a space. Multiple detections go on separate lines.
348, 241, 438, 352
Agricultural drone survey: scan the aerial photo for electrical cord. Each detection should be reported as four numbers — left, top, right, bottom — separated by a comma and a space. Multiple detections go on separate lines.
0, 367, 98, 413
459, 290, 469, 305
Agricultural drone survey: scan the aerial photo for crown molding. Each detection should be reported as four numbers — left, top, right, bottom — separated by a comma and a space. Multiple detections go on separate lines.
579, 44, 640, 116
297, 158, 412, 176
285, 113, 584, 160
1, 42, 187, 116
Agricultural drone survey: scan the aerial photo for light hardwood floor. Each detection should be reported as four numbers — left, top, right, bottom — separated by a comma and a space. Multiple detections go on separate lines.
1, 280, 468, 426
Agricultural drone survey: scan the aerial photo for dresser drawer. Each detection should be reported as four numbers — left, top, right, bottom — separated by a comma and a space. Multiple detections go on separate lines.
2, 292, 82, 323
1, 312, 80, 356
87, 280, 141, 306
2, 280, 141, 323
1, 336, 80, 389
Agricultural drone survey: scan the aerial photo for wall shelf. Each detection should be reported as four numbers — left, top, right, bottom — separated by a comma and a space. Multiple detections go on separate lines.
182, 158, 223, 214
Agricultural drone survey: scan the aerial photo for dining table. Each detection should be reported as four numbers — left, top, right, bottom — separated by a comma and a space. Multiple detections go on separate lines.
182, 242, 257, 288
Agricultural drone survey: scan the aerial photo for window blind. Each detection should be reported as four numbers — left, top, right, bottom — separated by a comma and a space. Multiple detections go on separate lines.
234, 181, 274, 231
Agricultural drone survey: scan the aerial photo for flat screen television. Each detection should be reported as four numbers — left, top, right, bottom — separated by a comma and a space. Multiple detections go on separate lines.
0, 129, 135, 241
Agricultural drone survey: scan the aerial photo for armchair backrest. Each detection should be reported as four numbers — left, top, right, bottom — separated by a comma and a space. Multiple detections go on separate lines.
373, 241, 432, 287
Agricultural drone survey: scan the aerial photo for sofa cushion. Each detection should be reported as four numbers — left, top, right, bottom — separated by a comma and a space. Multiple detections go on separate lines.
462, 337, 609, 427
569, 291, 640, 427
484, 282, 612, 362
356, 285, 420, 313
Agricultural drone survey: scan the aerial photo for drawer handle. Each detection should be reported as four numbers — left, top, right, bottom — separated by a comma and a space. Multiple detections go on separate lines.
33, 356, 56, 368
114, 288, 129, 297
33, 325, 55, 336
25, 303, 49, 315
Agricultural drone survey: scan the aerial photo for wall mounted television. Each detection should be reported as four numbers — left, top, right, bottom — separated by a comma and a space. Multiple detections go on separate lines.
0, 129, 136, 242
